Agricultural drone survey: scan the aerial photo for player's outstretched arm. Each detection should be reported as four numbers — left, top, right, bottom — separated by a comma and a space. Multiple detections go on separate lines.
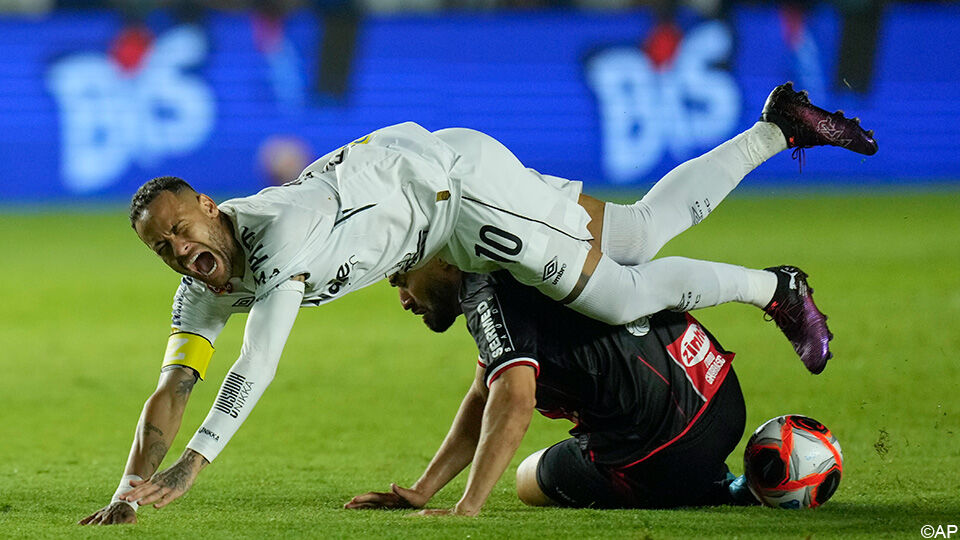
417, 365, 536, 517
78, 366, 199, 525
345, 365, 489, 510
119, 278, 306, 511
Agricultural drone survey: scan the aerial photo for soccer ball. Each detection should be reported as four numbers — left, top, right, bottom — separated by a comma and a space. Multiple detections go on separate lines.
743, 415, 843, 509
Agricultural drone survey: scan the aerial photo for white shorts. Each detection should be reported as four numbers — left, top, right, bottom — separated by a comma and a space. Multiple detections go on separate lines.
433, 128, 593, 300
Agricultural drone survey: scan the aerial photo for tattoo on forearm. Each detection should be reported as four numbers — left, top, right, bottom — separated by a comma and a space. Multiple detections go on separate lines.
148, 440, 168, 470
142, 422, 164, 439
185, 449, 209, 466
175, 376, 197, 399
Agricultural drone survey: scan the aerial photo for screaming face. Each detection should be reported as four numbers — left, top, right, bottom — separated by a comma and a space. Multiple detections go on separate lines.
134, 190, 242, 288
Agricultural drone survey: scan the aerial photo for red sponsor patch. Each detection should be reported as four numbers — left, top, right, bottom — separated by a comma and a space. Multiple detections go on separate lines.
665, 313, 733, 401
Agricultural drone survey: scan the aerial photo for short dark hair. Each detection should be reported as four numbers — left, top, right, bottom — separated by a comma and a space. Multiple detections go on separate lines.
129, 176, 196, 228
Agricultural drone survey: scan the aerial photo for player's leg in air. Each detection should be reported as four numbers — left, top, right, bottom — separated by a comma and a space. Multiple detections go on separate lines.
437, 83, 875, 374
564, 82, 876, 374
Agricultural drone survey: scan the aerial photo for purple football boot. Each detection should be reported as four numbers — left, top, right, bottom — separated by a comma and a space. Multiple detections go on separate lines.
761, 82, 878, 157
763, 266, 833, 374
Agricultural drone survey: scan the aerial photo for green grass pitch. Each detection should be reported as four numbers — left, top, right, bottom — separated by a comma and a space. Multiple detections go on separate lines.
0, 190, 958, 539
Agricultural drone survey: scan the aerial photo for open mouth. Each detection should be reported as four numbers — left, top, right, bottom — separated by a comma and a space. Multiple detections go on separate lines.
188, 251, 218, 278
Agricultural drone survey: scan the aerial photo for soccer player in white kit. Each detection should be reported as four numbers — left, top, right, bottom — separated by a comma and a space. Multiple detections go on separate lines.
79, 83, 877, 524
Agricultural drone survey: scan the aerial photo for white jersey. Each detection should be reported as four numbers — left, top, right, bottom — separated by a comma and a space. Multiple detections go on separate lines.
171, 122, 463, 343
168, 121, 594, 465
170, 121, 592, 347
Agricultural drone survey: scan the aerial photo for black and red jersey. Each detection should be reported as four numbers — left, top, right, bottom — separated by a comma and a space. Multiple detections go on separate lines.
460, 271, 735, 467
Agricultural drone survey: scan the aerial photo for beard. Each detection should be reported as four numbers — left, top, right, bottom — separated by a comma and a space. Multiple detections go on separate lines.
204, 215, 239, 287
420, 276, 462, 333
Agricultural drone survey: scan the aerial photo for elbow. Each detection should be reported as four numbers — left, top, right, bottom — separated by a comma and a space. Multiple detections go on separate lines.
513, 392, 537, 413
489, 367, 537, 412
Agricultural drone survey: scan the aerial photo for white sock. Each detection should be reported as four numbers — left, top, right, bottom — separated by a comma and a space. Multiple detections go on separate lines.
566, 255, 779, 325
601, 121, 787, 265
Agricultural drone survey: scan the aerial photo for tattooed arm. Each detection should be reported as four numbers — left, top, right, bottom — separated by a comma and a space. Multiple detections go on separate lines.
125, 367, 200, 475
79, 366, 200, 525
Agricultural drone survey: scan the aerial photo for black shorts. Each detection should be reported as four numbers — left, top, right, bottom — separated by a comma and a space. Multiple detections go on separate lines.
535, 369, 746, 509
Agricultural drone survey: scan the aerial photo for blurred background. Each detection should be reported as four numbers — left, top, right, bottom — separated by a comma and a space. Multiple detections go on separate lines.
0, 4, 958, 535
0, 0, 957, 204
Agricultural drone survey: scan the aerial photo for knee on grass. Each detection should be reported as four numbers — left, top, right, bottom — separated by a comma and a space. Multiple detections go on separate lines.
516, 449, 555, 507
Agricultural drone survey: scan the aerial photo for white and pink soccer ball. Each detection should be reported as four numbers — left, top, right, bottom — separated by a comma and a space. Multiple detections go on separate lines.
744, 415, 843, 509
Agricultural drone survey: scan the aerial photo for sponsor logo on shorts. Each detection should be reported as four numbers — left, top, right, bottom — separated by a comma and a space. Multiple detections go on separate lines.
542, 256, 567, 285
666, 316, 730, 399
679, 324, 710, 367
704, 353, 725, 385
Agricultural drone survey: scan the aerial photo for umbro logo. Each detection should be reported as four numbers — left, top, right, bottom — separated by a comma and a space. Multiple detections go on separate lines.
543, 257, 558, 281
542, 256, 567, 285
232, 296, 255, 308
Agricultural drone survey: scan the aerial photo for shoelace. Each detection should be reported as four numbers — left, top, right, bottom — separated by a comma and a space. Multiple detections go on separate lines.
763, 297, 802, 327
791, 147, 806, 172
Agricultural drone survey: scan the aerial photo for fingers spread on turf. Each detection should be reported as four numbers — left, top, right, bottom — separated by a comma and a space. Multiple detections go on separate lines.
349, 492, 390, 508
137, 486, 167, 506
127, 481, 163, 502
154, 489, 178, 509
120, 485, 146, 501
345, 499, 370, 509
346, 501, 379, 510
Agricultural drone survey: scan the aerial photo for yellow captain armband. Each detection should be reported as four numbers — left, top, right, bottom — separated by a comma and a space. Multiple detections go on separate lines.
162, 331, 214, 380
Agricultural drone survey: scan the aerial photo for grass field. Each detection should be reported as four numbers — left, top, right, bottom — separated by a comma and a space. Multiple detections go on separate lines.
0, 190, 958, 539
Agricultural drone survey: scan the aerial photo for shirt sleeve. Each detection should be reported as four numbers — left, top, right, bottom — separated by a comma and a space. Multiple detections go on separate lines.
170, 276, 238, 341
461, 273, 541, 388
186, 279, 305, 462
164, 277, 242, 379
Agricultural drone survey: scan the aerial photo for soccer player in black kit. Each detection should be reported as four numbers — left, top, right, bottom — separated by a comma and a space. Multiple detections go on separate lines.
345, 257, 763, 515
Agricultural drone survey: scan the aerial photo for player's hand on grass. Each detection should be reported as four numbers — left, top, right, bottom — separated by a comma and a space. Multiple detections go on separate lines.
344, 483, 428, 510
121, 449, 208, 509
78, 501, 137, 525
